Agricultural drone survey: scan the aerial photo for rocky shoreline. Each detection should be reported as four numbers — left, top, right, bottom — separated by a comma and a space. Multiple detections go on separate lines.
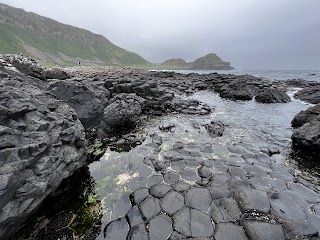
0, 54, 320, 240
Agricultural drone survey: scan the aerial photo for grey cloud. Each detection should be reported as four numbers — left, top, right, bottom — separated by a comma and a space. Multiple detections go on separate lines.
1, 0, 320, 69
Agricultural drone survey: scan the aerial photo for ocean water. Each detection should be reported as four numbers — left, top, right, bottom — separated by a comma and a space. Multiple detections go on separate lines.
157, 69, 320, 82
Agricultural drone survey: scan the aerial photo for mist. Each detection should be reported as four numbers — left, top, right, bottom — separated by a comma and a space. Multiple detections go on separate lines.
1, 0, 320, 70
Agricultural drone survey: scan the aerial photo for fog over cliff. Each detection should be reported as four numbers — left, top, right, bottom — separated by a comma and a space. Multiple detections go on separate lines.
1, 0, 320, 70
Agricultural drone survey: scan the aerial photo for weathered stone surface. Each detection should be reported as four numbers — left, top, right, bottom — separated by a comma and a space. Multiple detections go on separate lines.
161, 191, 185, 215
190, 208, 214, 237
203, 121, 225, 137
234, 189, 270, 213
0, 64, 86, 240
243, 221, 285, 240
219, 80, 255, 101
210, 198, 241, 223
172, 207, 192, 237
214, 223, 249, 240
104, 217, 129, 240
139, 197, 161, 221
185, 188, 212, 212
2, 54, 45, 79
48, 79, 109, 128
131, 187, 149, 204
149, 214, 173, 240
294, 85, 320, 104
255, 88, 291, 103
128, 224, 148, 240
291, 103, 320, 128
100, 93, 145, 132
127, 205, 144, 227
149, 184, 172, 198
291, 104, 320, 155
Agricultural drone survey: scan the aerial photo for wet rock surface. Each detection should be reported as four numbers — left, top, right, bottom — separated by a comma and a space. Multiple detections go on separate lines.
101, 132, 320, 239
1, 56, 320, 239
294, 85, 320, 104
255, 88, 291, 103
292, 103, 320, 155
0, 64, 86, 239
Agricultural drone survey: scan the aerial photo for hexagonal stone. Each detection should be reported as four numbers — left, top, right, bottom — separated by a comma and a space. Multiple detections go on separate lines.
163, 171, 180, 184
210, 198, 241, 223
139, 197, 161, 221
147, 174, 163, 187
149, 214, 173, 240
190, 208, 214, 237
198, 165, 212, 178
104, 217, 129, 240
173, 180, 192, 192
150, 183, 172, 198
127, 205, 143, 227
243, 221, 285, 240
128, 223, 148, 240
214, 223, 248, 240
185, 188, 212, 212
287, 183, 320, 203
208, 185, 231, 199
161, 191, 185, 215
172, 207, 192, 237
234, 189, 270, 213
180, 168, 201, 182
131, 187, 149, 204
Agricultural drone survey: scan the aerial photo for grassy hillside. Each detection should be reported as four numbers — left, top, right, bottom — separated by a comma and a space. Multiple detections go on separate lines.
0, 4, 150, 67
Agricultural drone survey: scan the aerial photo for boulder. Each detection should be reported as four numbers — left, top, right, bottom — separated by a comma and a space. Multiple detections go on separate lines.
219, 80, 255, 101
203, 121, 225, 137
100, 93, 145, 132
47, 80, 109, 129
292, 104, 320, 155
44, 68, 69, 80
294, 85, 320, 104
291, 104, 320, 128
1, 54, 46, 79
255, 88, 291, 103
0, 67, 86, 240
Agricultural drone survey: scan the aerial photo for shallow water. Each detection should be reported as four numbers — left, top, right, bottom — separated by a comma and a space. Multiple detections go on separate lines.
88, 90, 315, 239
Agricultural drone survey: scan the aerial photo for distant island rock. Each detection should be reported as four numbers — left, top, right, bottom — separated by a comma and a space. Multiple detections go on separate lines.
158, 53, 234, 70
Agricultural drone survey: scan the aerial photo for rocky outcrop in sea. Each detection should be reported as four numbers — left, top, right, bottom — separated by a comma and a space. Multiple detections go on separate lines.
1, 54, 320, 240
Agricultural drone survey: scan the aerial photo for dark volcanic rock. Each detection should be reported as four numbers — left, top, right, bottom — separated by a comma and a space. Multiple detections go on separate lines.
291, 104, 320, 128
0, 66, 86, 239
1, 54, 46, 79
294, 85, 320, 104
219, 80, 255, 100
255, 88, 291, 103
44, 68, 69, 80
104, 217, 129, 240
47, 79, 109, 129
292, 104, 320, 154
100, 93, 145, 132
203, 120, 225, 137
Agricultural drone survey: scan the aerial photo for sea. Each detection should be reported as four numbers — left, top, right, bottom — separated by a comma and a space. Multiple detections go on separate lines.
155, 69, 320, 82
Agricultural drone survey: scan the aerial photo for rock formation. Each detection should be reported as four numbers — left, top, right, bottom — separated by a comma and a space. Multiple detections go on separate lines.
255, 88, 291, 103
159, 53, 233, 70
0, 62, 86, 239
292, 104, 320, 155
294, 85, 320, 104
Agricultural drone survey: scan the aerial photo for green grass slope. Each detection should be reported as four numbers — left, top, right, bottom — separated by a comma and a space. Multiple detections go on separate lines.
0, 4, 150, 67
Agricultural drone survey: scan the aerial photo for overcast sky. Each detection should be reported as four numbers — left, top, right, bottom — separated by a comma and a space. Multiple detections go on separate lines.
1, 0, 320, 70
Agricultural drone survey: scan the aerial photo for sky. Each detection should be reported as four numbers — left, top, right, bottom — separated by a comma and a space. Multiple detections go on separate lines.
1, 0, 320, 70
